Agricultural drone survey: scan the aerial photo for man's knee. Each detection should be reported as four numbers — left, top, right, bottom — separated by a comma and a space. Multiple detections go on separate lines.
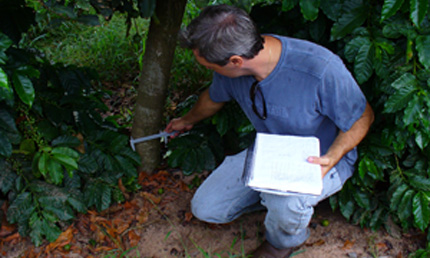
190, 195, 230, 224
263, 194, 314, 235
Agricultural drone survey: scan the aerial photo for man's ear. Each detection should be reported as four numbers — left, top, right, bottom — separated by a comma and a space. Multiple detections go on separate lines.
229, 55, 243, 67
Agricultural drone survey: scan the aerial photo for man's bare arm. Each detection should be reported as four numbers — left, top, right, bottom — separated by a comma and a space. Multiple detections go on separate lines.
308, 102, 375, 177
165, 88, 225, 133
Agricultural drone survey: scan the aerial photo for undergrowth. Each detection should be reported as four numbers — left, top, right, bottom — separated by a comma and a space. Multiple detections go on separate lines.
27, 14, 148, 82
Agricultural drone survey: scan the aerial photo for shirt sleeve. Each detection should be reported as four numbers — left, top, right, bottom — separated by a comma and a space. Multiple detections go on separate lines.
318, 56, 367, 132
208, 72, 233, 103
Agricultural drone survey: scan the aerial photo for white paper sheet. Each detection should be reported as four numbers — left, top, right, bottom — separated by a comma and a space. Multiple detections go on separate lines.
246, 133, 322, 196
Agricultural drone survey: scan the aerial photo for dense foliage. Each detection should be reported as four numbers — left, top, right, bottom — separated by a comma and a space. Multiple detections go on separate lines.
0, 0, 149, 246
167, 0, 430, 253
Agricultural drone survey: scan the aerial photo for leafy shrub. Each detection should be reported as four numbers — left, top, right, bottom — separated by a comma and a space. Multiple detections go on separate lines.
0, 1, 141, 246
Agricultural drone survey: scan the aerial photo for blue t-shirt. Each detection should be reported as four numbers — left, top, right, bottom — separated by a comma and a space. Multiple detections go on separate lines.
209, 35, 367, 183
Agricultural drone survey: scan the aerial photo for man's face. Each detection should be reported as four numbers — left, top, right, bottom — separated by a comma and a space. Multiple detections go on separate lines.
192, 50, 242, 78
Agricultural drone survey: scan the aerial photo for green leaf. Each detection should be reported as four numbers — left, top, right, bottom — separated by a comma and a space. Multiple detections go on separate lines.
29, 214, 43, 247
99, 183, 111, 211
384, 74, 418, 113
300, 0, 320, 21
415, 130, 430, 150
67, 196, 87, 213
413, 192, 430, 231
0, 67, 9, 90
76, 15, 100, 26
51, 147, 80, 159
52, 5, 77, 19
0, 33, 13, 50
416, 35, 430, 70
12, 73, 35, 107
0, 109, 18, 133
0, 131, 12, 157
52, 153, 78, 171
381, 0, 405, 21
409, 175, 430, 191
47, 159, 63, 184
390, 183, 409, 210
51, 135, 81, 147
410, 0, 428, 27
114, 155, 137, 177
353, 190, 371, 208
0, 161, 17, 194
354, 40, 374, 84
44, 205, 74, 221
398, 189, 414, 221
282, 0, 299, 12
42, 219, 61, 243
7, 192, 34, 224
320, 0, 343, 21
38, 152, 49, 176
403, 95, 421, 126
344, 36, 369, 63
78, 154, 97, 174
330, 0, 367, 40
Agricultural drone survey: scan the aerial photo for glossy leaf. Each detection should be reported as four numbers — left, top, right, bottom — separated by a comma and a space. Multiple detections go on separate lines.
12, 73, 35, 107
390, 183, 409, 210
398, 189, 414, 221
384, 74, 418, 113
354, 40, 374, 84
0, 67, 9, 90
300, 0, 320, 21
416, 35, 430, 70
29, 214, 43, 247
52, 135, 81, 147
409, 175, 430, 191
344, 36, 369, 62
410, 0, 428, 27
7, 192, 34, 224
381, 0, 405, 21
0, 160, 16, 194
403, 95, 421, 126
47, 159, 63, 184
0, 131, 12, 157
320, 0, 343, 21
38, 152, 49, 176
415, 130, 430, 150
413, 191, 430, 231
0, 33, 13, 50
330, 0, 367, 40
282, 0, 299, 12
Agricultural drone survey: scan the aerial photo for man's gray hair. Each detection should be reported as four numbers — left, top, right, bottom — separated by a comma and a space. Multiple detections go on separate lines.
179, 4, 264, 66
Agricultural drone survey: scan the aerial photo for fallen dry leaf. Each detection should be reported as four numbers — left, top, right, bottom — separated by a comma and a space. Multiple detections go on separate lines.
128, 230, 140, 246
185, 212, 193, 222
342, 239, 355, 250
140, 192, 161, 204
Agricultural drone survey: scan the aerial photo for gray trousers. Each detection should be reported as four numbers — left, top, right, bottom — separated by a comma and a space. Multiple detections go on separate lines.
191, 149, 345, 249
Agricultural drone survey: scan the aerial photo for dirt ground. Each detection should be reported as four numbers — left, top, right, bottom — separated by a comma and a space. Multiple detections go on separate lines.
0, 170, 425, 258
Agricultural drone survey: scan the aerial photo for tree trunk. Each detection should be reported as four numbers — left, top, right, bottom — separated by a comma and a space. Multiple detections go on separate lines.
131, 0, 187, 173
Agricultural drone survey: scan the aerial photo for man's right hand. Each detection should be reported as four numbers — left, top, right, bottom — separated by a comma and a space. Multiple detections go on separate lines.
165, 118, 194, 137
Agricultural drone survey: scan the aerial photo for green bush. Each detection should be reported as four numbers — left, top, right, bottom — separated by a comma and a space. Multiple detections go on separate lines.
0, 1, 141, 246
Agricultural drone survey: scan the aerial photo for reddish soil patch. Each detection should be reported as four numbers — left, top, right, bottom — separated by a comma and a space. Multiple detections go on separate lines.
0, 170, 424, 258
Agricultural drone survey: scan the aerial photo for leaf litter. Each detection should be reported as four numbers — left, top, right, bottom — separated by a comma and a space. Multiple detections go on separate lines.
0, 169, 426, 257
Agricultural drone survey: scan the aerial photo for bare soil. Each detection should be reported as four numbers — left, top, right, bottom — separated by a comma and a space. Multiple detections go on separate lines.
0, 170, 425, 258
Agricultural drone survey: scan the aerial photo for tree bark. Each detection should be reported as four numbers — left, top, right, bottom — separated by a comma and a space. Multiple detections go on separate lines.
131, 0, 187, 173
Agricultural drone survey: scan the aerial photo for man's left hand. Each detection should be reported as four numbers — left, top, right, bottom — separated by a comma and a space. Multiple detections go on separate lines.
307, 156, 333, 178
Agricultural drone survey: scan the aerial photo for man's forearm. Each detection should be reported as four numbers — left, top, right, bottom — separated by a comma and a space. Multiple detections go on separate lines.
324, 102, 374, 173
182, 88, 225, 125
308, 102, 374, 177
